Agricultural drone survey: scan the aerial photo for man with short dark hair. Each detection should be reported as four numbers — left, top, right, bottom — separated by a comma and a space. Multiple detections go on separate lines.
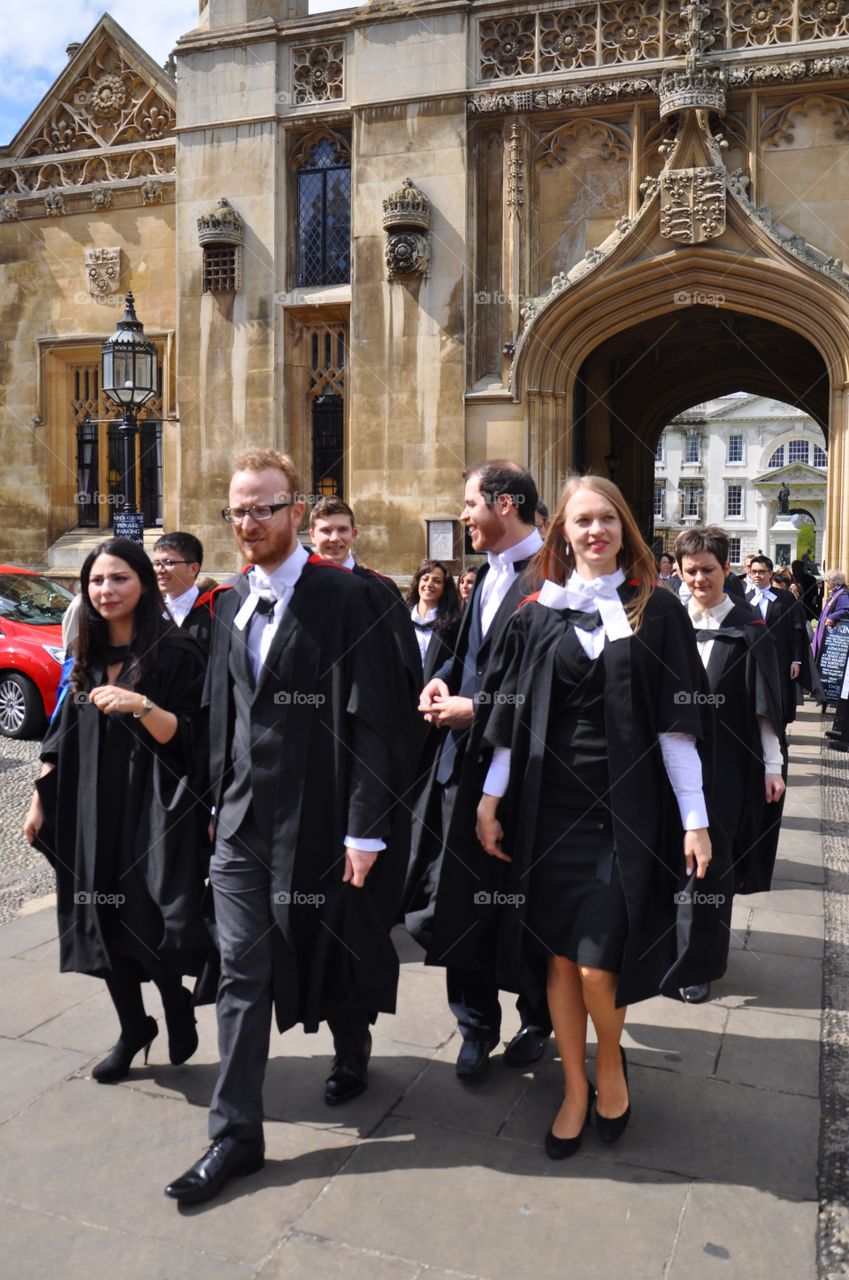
675, 525, 786, 1003
164, 450, 396, 1205
411, 460, 552, 1080
153, 532, 215, 654
746, 554, 805, 723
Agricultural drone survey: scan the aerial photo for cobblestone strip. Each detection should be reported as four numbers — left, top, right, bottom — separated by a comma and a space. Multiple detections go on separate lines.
818, 740, 849, 1279
0, 738, 53, 924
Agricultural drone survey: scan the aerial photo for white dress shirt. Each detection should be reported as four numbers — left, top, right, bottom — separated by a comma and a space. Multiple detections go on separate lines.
411, 605, 438, 664
478, 527, 543, 637
484, 570, 709, 829
165, 583, 200, 626
343, 554, 356, 570
687, 595, 783, 774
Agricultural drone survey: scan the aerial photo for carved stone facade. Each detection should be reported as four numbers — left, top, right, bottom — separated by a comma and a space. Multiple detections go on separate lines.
3, 0, 849, 580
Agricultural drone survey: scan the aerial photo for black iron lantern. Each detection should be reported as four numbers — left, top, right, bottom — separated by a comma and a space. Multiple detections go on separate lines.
101, 292, 156, 525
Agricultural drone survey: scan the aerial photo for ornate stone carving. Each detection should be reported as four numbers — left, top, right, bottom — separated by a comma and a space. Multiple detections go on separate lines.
197, 197, 245, 246
729, 0, 795, 46
44, 188, 64, 217
762, 93, 849, 148
468, 77, 660, 114
292, 42, 344, 104
22, 37, 175, 156
480, 16, 536, 80
600, 1, 661, 64
659, 66, 727, 116
85, 247, 121, 297
140, 178, 161, 206
383, 178, 430, 280
91, 185, 112, 209
799, 0, 849, 39
535, 118, 630, 169
539, 8, 597, 73
507, 123, 525, 207
0, 198, 20, 222
660, 166, 726, 241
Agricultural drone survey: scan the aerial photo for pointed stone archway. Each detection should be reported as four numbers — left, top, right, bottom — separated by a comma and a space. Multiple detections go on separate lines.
510, 53, 849, 569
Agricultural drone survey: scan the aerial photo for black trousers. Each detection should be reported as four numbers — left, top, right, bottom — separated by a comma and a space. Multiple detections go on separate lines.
435, 781, 551, 1043
208, 808, 368, 1143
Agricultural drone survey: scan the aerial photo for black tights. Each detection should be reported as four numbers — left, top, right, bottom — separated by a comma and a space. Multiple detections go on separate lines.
105, 955, 186, 1040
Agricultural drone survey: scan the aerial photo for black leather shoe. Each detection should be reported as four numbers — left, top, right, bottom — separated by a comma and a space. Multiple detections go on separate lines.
164, 1137, 265, 1203
91, 1016, 158, 1083
682, 982, 712, 1004
455, 1035, 499, 1082
595, 1047, 631, 1145
324, 1031, 372, 1106
545, 1082, 595, 1160
503, 1026, 550, 1068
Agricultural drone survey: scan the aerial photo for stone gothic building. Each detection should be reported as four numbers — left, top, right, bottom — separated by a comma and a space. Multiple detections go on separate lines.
2, 1, 849, 574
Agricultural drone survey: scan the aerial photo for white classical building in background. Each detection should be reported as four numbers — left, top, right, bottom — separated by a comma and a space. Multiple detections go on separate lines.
654, 394, 828, 570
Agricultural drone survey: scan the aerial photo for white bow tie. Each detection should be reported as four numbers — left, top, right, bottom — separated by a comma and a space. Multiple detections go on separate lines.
486, 552, 511, 573
537, 573, 632, 640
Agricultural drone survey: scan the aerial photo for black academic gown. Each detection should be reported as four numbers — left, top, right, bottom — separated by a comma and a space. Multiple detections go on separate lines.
699, 602, 787, 895
38, 632, 211, 980
204, 556, 398, 1033
427, 584, 708, 1010
404, 558, 535, 949
745, 588, 803, 723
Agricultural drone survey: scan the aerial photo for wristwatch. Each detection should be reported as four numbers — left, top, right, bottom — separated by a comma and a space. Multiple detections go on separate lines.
133, 696, 154, 721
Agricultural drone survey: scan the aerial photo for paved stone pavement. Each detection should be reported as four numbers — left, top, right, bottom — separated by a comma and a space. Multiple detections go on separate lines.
0, 705, 837, 1279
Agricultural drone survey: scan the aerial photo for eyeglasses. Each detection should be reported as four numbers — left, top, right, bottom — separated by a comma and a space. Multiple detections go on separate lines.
221, 502, 293, 524
152, 559, 191, 570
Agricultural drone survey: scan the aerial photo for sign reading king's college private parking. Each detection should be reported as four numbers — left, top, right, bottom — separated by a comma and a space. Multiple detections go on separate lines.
819, 621, 849, 704
112, 512, 145, 544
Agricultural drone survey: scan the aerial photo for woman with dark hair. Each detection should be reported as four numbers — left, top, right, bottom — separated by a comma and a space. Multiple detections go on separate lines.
406, 559, 461, 680
23, 538, 210, 1083
471, 475, 711, 1159
456, 567, 478, 613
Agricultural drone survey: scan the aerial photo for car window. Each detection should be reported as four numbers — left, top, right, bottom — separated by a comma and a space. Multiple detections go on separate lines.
0, 573, 74, 625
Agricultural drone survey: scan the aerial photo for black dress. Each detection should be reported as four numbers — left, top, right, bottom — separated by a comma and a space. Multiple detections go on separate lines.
527, 624, 627, 971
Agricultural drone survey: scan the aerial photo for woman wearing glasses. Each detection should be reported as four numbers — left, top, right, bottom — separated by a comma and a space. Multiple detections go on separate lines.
23, 538, 211, 1082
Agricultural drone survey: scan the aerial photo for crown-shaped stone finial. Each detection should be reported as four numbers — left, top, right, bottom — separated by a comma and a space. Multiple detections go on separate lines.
659, 66, 726, 118
382, 178, 430, 232
197, 197, 245, 247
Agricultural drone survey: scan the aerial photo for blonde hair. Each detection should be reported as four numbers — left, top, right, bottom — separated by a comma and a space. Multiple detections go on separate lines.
533, 473, 657, 633
232, 448, 302, 497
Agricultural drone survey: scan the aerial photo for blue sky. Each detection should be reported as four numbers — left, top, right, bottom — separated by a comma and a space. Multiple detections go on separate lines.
0, 1, 357, 144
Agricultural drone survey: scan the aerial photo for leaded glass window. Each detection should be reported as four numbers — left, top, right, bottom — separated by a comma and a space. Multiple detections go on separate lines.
297, 137, 351, 287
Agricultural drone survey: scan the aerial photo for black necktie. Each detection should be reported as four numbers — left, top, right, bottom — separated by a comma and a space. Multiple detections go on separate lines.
254, 596, 275, 622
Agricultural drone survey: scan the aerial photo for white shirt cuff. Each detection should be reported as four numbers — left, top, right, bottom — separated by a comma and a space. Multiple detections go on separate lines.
344, 836, 386, 853
757, 716, 784, 775
482, 746, 511, 798
658, 731, 709, 830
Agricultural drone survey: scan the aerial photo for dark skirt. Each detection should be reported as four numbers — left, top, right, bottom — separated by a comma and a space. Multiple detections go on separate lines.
526, 803, 628, 973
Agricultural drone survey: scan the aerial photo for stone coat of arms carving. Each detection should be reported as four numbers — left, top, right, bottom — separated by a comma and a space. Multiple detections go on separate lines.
659, 166, 726, 243
85, 247, 121, 297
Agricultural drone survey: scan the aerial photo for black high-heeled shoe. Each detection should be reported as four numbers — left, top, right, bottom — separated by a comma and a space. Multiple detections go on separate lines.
166, 987, 198, 1066
544, 1082, 596, 1160
595, 1046, 631, 1144
91, 1015, 158, 1083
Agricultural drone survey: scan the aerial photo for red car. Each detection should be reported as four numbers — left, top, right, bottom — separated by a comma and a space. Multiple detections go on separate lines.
0, 566, 73, 738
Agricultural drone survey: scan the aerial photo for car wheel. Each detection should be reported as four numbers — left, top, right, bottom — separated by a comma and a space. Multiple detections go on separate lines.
0, 672, 46, 739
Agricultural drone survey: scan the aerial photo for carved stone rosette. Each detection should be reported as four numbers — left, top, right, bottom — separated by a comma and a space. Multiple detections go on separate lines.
85, 246, 121, 296
660, 166, 727, 242
292, 42, 344, 105
382, 178, 431, 281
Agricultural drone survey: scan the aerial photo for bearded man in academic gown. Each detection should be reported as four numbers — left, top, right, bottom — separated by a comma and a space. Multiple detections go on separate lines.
675, 527, 787, 1004
165, 450, 396, 1205
412, 461, 552, 1081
